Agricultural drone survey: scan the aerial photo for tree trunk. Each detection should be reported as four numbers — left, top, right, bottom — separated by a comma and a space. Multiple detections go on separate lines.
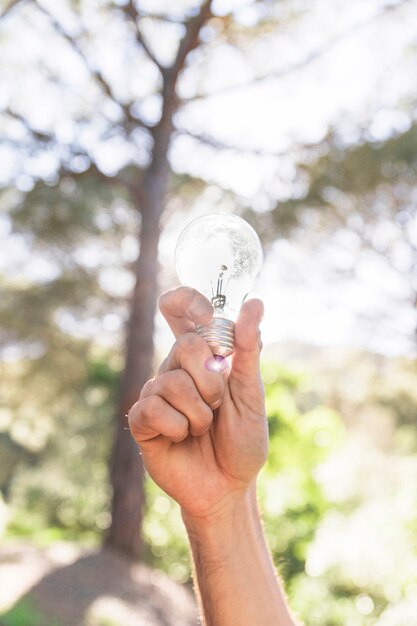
105, 123, 174, 560
104, 210, 160, 559
105, 0, 213, 560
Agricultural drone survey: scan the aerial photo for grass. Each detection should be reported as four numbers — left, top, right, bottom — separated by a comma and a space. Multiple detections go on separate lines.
5, 522, 100, 549
0, 599, 55, 626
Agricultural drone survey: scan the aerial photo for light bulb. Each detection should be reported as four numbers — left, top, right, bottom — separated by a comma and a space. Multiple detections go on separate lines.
175, 213, 263, 357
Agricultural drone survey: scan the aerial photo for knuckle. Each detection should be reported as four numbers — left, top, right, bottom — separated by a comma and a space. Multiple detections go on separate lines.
141, 395, 163, 421
181, 286, 200, 303
127, 400, 140, 427
188, 289, 208, 314
173, 421, 189, 443
128, 399, 151, 439
151, 394, 165, 418
140, 377, 155, 398
177, 332, 204, 354
191, 409, 213, 436
163, 369, 189, 394
157, 290, 171, 313
157, 357, 168, 375
201, 377, 224, 409
159, 286, 195, 314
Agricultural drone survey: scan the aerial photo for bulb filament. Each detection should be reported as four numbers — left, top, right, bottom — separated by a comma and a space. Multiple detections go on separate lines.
211, 265, 228, 312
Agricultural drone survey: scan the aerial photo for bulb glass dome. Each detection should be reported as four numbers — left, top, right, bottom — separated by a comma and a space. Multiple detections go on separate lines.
175, 214, 263, 323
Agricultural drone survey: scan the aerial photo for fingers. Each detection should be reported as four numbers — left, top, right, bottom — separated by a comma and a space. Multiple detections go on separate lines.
158, 287, 213, 338
129, 323, 226, 447
159, 332, 226, 410
141, 370, 214, 437
129, 395, 189, 444
231, 298, 264, 385
129, 368, 216, 444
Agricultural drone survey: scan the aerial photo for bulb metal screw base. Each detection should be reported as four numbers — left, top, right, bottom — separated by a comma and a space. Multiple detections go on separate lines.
196, 317, 235, 358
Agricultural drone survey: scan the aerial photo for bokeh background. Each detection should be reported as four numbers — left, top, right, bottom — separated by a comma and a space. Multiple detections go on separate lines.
1, 0, 416, 625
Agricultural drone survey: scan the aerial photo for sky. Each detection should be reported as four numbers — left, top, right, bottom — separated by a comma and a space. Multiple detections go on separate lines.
0, 0, 416, 358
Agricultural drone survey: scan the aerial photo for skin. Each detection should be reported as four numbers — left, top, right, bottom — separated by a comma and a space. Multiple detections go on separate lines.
128, 287, 297, 626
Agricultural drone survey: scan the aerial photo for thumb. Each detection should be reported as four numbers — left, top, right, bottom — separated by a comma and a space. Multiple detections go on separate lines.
230, 298, 264, 385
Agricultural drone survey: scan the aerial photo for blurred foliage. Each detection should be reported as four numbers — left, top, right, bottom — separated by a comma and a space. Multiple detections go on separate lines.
247, 118, 417, 334
0, 2, 416, 624
1, 340, 417, 626
141, 357, 417, 626
0, 172, 130, 539
248, 117, 417, 238
241, 116, 417, 367
0, 599, 53, 626
1, 351, 118, 540
260, 366, 345, 582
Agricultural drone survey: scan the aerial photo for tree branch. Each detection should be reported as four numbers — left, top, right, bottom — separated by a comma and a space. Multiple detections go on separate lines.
117, 0, 167, 76
134, 12, 184, 25
171, 0, 213, 81
135, 26, 167, 75
29, 0, 152, 133
144, 0, 214, 150
115, 1, 185, 25
31, 1, 113, 99
176, 127, 287, 158
2, 107, 142, 196
181, 0, 414, 103
0, 0, 25, 20
5, 107, 52, 142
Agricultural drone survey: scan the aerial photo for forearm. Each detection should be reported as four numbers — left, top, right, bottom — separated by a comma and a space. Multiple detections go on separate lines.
182, 482, 297, 626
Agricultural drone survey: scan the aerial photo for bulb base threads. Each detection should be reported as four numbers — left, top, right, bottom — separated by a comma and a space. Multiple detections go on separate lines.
196, 317, 235, 358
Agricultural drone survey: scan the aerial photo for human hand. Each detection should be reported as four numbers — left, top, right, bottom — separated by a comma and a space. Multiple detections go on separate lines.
128, 287, 268, 520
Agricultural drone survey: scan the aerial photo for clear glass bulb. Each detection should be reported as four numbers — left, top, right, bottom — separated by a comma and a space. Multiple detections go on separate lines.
175, 213, 263, 357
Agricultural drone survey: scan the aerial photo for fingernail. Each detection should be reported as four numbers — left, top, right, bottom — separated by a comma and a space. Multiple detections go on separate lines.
190, 297, 212, 319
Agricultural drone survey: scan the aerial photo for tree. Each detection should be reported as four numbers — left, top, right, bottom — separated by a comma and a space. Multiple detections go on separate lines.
0, 0, 291, 559
1, 0, 217, 559
1, 0, 415, 562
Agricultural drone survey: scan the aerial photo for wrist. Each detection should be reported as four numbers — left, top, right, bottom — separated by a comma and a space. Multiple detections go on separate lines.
181, 481, 260, 555
182, 480, 297, 626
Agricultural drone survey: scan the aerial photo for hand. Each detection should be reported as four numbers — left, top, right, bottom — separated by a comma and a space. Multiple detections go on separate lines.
128, 287, 268, 520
